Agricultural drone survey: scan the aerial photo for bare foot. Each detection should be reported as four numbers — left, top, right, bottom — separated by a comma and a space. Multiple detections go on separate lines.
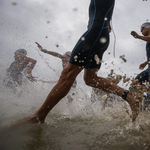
126, 92, 141, 122
13, 114, 44, 126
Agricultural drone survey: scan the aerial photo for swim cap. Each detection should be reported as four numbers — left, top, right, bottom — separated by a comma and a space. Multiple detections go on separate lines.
141, 22, 150, 29
14, 49, 27, 56
65, 51, 71, 57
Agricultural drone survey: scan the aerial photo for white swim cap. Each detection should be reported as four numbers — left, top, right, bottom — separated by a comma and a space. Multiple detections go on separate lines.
65, 51, 71, 57
141, 22, 150, 29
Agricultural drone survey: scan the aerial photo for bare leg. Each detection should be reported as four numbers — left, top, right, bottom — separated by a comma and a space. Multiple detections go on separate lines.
15, 64, 83, 124
84, 68, 141, 122
131, 79, 150, 93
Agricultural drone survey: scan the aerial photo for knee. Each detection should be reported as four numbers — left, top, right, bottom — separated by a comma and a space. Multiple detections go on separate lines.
84, 74, 97, 87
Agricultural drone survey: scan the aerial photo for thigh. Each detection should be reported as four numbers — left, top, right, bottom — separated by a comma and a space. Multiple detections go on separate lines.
61, 63, 83, 79
85, 28, 109, 69
84, 68, 98, 80
69, 0, 115, 69
70, 27, 109, 69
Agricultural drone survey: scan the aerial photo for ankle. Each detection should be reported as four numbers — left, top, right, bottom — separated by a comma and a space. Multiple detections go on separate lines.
34, 113, 45, 123
122, 90, 129, 100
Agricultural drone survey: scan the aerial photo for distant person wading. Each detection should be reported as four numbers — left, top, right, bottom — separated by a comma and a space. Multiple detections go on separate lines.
5, 49, 37, 88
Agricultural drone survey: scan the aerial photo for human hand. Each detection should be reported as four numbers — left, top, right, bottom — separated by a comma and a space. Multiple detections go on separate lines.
139, 63, 146, 70
131, 31, 140, 38
35, 42, 43, 51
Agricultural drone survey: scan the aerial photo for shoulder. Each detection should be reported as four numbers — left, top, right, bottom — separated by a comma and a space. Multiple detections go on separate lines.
15, 54, 27, 60
15, 54, 36, 63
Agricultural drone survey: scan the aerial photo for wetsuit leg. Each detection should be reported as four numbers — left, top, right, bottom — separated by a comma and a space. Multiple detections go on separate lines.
69, 0, 115, 69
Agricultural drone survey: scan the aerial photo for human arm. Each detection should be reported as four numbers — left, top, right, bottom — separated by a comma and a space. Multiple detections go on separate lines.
35, 42, 63, 59
131, 31, 150, 43
26, 57, 37, 75
38, 79, 57, 84
25, 57, 37, 81
139, 61, 148, 70
15, 54, 37, 81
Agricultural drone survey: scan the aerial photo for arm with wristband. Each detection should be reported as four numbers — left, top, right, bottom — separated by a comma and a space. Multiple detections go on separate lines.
139, 61, 148, 70
35, 42, 63, 59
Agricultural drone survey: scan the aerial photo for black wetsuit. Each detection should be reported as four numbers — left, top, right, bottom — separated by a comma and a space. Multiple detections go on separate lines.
7, 62, 26, 85
135, 42, 150, 84
69, 0, 115, 69
6, 56, 29, 86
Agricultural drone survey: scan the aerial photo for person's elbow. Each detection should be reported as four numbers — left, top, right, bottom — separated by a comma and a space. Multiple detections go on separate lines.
34, 60, 37, 64
32, 59, 37, 65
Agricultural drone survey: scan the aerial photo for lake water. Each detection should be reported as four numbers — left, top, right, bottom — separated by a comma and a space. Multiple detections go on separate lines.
0, 79, 150, 150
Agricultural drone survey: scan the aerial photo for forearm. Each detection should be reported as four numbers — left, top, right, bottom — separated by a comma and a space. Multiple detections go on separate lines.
26, 60, 37, 74
35, 42, 63, 58
46, 50, 62, 58
42, 49, 63, 58
138, 36, 150, 43
144, 61, 148, 64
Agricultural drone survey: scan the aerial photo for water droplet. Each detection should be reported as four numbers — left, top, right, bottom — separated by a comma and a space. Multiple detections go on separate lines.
100, 37, 107, 44
81, 37, 85, 41
104, 17, 108, 21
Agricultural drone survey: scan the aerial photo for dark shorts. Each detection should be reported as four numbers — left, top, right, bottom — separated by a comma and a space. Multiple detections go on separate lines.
69, 0, 115, 69
135, 69, 150, 84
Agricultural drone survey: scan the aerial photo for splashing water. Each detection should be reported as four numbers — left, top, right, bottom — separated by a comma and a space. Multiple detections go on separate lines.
1, 69, 150, 150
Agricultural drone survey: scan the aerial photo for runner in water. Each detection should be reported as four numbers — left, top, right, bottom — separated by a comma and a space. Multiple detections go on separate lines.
16, 0, 141, 124
4, 49, 37, 88
131, 22, 150, 93
35, 42, 77, 102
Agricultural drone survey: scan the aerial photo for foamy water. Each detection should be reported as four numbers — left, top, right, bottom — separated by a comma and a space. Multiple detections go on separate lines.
1, 0, 150, 149
0, 73, 150, 150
